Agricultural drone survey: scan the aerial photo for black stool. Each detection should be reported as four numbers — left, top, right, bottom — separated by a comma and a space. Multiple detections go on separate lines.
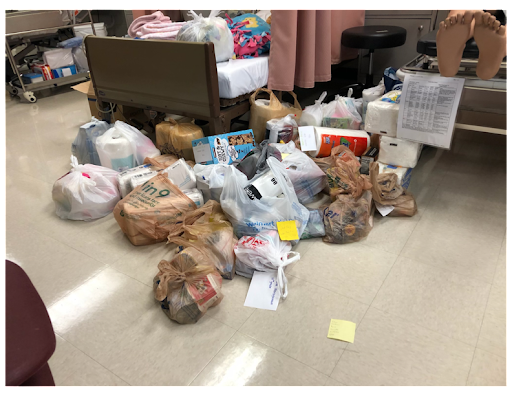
342, 25, 407, 88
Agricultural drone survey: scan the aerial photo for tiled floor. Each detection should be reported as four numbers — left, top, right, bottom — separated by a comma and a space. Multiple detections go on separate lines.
5, 89, 507, 386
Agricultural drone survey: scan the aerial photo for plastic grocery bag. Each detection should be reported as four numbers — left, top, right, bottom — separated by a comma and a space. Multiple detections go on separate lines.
96, 121, 160, 172
194, 163, 230, 202
220, 157, 310, 240
301, 208, 326, 239
249, 88, 302, 143
266, 114, 298, 143
52, 156, 120, 221
153, 238, 223, 324
369, 162, 417, 217
233, 140, 282, 180
362, 79, 385, 123
322, 95, 362, 130
323, 190, 373, 244
300, 91, 327, 126
71, 117, 110, 166
271, 141, 326, 204
234, 230, 300, 299
177, 10, 234, 62
113, 174, 197, 246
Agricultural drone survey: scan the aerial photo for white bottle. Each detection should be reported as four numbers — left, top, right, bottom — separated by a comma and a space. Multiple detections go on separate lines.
97, 131, 134, 172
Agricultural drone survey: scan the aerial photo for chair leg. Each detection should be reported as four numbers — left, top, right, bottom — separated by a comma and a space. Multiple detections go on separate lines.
208, 117, 224, 136
365, 50, 375, 88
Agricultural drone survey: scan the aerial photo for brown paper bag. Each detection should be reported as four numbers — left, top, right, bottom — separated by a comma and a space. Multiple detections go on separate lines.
249, 88, 302, 143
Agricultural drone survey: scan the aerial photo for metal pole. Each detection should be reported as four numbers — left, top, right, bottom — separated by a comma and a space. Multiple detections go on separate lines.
357, 49, 362, 84
5, 40, 27, 93
88, 11, 97, 35
368, 51, 374, 75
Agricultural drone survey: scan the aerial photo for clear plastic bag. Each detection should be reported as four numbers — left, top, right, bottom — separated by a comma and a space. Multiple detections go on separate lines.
71, 117, 110, 166
234, 230, 300, 299
271, 141, 326, 204
233, 140, 282, 180
300, 91, 327, 126
96, 121, 160, 172
177, 10, 234, 63
153, 238, 223, 324
322, 95, 362, 130
362, 79, 385, 123
52, 156, 120, 221
301, 208, 326, 239
266, 114, 298, 143
220, 157, 310, 240
155, 117, 204, 161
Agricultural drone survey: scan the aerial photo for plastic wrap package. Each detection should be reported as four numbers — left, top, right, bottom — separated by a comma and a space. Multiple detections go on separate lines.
182, 188, 205, 207
323, 190, 373, 244
72, 47, 88, 73
322, 95, 362, 130
271, 141, 326, 204
153, 239, 223, 324
144, 154, 195, 169
194, 163, 230, 202
96, 121, 160, 172
164, 159, 197, 190
43, 48, 74, 69
220, 158, 310, 240
362, 79, 385, 123
113, 174, 197, 246
378, 162, 412, 189
299, 91, 327, 127
364, 90, 401, 137
234, 230, 300, 299
155, 117, 204, 161
175, 208, 237, 279
71, 117, 110, 166
301, 193, 330, 239
249, 88, 302, 143
177, 10, 234, 63
117, 163, 162, 198
379, 136, 422, 168
369, 162, 417, 217
52, 156, 120, 221
233, 140, 282, 180
266, 114, 298, 143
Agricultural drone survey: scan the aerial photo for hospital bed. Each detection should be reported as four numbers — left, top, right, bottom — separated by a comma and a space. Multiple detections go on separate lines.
399, 30, 506, 135
84, 36, 269, 135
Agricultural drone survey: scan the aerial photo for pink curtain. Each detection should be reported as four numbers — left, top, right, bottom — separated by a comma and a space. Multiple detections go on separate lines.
268, 10, 365, 91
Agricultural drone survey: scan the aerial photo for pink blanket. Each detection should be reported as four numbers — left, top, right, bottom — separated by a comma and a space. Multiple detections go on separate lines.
128, 11, 170, 38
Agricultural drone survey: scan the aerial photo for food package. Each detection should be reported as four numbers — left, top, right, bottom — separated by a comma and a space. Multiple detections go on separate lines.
52, 156, 120, 221
266, 114, 298, 143
143, 153, 195, 169
378, 136, 422, 168
304, 127, 370, 158
300, 91, 327, 127
234, 140, 282, 180
113, 174, 197, 245
249, 88, 302, 143
71, 117, 110, 166
323, 190, 373, 244
153, 239, 223, 324
220, 157, 310, 240
369, 162, 417, 217
377, 162, 412, 189
194, 163, 230, 202
155, 116, 204, 161
364, 90, 401, 137
43, 48, 74, 69
96, 121, 160, 172
271, 141, 326, 204
362, 79, 385, 123
234, 230, 300, 299
192, 130, 256, 165
322, 95, 362, 130
183, 188, 205, 207
164, 158, 197, 190
177, 10, 234, 62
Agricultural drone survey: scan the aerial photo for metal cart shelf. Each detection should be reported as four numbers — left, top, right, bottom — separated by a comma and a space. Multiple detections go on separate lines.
5, 10, 97, 103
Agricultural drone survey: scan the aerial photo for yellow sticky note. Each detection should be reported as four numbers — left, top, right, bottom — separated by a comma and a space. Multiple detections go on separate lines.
276, 220, 299, 241
281, 153, 290, 159
327, 319, 356, 343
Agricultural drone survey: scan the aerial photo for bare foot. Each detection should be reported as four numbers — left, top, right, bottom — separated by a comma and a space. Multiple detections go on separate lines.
436, 11, 474, 77
474, 11, 507, 80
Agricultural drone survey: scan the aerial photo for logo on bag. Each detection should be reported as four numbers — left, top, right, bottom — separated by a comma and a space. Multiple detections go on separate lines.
141, 182, 171, 197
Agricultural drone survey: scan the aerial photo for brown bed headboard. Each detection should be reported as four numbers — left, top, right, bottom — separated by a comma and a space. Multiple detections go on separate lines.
84, 36, 220, 118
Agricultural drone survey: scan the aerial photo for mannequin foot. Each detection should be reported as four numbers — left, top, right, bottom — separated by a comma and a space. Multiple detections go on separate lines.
474, 11, 507, 80
436, 11, 474, 77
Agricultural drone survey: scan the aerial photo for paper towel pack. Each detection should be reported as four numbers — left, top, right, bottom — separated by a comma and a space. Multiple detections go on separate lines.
378, 136, 422, 169
364, 100, 399, 137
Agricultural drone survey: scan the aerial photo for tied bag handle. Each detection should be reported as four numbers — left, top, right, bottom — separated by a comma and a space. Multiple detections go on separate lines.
250, 87, 282, 108
276, 251, 300, 300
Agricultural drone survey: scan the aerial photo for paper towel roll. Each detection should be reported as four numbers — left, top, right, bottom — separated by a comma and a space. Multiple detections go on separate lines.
97, 132, 135, 172
364, 100, 399, 137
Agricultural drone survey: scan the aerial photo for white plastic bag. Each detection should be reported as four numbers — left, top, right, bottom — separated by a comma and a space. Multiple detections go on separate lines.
362, 79, 385, 123
194, 163, 230, 202
71, 117, 110, 166
266, 114, 298, 143
234, 230, 300, 299
96, 121, 160, 172
52, 156, 120, 221
379, 136, 423, 168
300, 91, 327, 127
322, 95, 362, 130
177, 10, 234, 62
220, 157, 310, 240
271, 141, 326, 204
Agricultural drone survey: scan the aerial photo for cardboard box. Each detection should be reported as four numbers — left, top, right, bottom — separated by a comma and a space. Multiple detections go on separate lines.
192, 130, 256, 165
360, 146, 379, 175
52, 65, 77, 78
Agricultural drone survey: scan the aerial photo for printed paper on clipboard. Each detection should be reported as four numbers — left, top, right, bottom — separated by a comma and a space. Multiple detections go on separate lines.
397, 74, 464, 149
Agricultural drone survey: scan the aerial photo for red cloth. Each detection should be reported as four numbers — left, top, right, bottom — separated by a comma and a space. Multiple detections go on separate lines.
268, 10, 365, 90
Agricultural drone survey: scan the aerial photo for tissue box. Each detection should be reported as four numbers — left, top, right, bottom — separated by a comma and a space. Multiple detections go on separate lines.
364, 100, 399, 137
43, 48, 74, 69
378, 162, 412, 189
360, 146, 379, 175
52, 65, 77, 78
22, 73, 44, 84
192, 130, 256, 165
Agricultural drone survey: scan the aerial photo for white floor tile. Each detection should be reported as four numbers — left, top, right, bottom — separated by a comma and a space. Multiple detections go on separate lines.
467, 349, 507, 386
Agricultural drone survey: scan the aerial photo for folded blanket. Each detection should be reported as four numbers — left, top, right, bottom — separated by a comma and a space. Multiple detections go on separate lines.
128, 11, 171, 38
139, 21, 186, 35
138, 31, 180, 40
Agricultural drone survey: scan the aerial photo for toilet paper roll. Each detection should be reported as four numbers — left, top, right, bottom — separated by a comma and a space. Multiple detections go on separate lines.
183, 188, 204, 207
129, 170, 159, 191
97, 132, 135, 172
117, 163, 159, 197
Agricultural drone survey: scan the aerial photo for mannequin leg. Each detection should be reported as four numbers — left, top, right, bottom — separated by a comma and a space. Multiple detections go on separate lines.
474, 11, 507, 80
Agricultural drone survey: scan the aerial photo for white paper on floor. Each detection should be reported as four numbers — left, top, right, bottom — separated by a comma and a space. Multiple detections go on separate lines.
375, 201, 394, 216
244, 270, 281, 311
